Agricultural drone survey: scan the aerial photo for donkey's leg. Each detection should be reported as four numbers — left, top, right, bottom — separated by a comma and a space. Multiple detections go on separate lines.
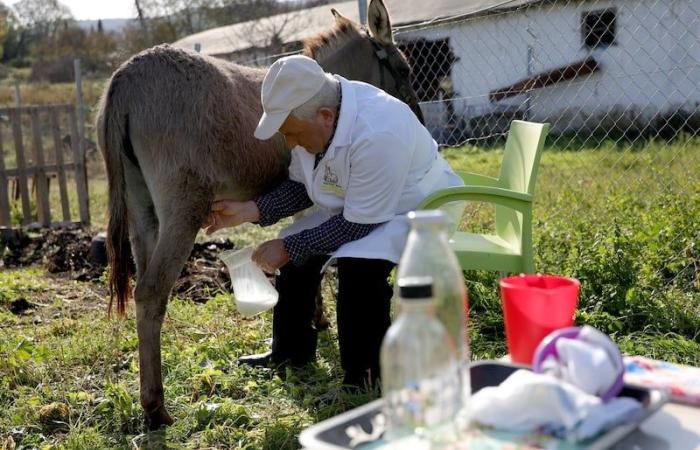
133, 178, 211, 429
124, 160, 158, 279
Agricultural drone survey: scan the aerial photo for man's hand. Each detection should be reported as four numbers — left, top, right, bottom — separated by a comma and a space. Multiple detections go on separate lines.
202, 200, 261, 235
252, 239, 290, 274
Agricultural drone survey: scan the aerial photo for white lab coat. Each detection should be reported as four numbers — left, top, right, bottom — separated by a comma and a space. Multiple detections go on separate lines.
279, 75, 463, 267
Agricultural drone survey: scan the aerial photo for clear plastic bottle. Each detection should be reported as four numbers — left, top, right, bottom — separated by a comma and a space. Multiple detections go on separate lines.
397, 210, 470, 397
380, 277, 461, 443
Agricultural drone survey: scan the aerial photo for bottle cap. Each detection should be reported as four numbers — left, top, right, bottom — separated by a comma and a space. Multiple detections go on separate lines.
398, 276, 433, 299
407, 210, 447, 226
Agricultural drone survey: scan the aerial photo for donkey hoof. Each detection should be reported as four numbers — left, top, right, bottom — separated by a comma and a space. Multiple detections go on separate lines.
145, 405, 174, 429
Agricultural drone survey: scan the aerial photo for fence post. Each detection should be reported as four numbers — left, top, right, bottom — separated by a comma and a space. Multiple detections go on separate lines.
30, 108, 51, 226
10, 110, 31, 225
69, 107, 90, 226
525, 45, 533, 121
358, 0, 367, 25
73, 59, 90, 225
50, 109, 71, 222
0, 122, 10, 226
13, 82, 21, 107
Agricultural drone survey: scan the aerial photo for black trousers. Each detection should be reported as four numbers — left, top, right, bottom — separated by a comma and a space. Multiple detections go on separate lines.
271, 256, 395, 387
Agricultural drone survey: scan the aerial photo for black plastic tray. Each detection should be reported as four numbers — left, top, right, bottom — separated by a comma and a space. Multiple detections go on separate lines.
299, 360, 667, 450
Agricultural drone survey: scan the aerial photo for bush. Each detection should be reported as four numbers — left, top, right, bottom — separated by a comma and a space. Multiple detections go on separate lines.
30, 56, 75, 83
654, 110, 700, 141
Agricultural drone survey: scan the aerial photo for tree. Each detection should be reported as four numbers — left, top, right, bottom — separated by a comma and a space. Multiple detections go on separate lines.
118, 0, 328, 56
234, 7, 305, 54
30, 25, 119, 82
215, 0, 286, 25
0, 2, 13, 60
12, 0, 73, 40
0, 4, 33, 64
132, 0, 303, 42
134, 0, 152, 47
135, 0, 218, 38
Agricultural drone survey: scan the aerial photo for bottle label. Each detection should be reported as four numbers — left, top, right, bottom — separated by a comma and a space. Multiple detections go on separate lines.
384, 365, 461, 434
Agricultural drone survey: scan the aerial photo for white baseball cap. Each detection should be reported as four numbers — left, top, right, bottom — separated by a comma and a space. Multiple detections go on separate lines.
254, 55, 328, 140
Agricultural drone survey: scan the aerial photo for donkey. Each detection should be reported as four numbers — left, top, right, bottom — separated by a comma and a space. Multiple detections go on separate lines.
96, 0, 422, 429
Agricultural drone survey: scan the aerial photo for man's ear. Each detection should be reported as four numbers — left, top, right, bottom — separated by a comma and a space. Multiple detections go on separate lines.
317, 106, 336, 124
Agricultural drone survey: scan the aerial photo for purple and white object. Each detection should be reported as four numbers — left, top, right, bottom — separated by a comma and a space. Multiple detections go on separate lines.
532, 325, 624, 402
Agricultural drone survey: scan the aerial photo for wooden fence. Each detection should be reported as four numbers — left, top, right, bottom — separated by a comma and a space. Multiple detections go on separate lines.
0, 104, 90, 228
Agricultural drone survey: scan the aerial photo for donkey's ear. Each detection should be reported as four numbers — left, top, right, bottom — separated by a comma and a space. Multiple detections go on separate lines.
368, 0, 393, 45
331, 8, 358, 28
331, 8, 347, 23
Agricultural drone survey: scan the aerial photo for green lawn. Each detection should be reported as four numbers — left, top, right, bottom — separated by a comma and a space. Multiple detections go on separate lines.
1, 137, 699, 449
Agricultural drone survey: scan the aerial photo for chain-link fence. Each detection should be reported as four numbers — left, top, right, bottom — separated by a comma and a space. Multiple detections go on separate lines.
394, 0, 700, 148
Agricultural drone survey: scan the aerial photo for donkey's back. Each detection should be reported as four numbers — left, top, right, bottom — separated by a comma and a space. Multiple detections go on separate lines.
98, 44, 288, 198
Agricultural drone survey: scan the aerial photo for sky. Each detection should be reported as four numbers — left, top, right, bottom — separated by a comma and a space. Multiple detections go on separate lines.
9, 0, 136, 21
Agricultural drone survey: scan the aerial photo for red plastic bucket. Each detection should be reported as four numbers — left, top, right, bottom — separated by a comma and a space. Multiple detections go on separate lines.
499, 274, 580, 364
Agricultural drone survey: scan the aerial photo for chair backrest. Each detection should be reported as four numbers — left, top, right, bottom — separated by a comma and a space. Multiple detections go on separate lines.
496, 120, 549, 246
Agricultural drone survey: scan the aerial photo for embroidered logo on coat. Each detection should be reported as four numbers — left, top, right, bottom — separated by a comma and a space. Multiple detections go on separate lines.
320, 164, 344, 195
323, 165, 338, 185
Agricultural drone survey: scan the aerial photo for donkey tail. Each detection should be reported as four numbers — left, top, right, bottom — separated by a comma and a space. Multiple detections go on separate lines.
96, 83, 133, 317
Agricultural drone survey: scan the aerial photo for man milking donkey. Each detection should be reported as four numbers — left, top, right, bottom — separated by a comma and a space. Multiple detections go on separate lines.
99, 0, 445, 427
203, 54, 463, 393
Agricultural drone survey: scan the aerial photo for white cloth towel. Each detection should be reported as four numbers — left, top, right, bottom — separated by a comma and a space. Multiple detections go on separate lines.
469, 369, 642, 441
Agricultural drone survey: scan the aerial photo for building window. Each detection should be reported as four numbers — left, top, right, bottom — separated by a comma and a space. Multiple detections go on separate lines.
582, 8, 617, 49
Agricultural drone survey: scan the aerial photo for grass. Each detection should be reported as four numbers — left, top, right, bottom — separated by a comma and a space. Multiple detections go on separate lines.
445, 137, 700, 362
1, 136, 699, 449
0, 79, 107, 111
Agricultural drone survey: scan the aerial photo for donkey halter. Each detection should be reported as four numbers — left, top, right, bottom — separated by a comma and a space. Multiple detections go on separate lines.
366, 32, 415, 106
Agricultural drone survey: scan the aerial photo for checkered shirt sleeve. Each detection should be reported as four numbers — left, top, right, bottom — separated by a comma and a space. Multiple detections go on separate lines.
282, 215, 381, 265
254, 179, 313, 226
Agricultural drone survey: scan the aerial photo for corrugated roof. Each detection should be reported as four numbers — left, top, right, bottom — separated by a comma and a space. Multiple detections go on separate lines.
173, 0, 539, 56
387, 0, 533, 26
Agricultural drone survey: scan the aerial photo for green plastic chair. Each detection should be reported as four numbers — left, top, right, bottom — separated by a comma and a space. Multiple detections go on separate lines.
419, 120, 550, 274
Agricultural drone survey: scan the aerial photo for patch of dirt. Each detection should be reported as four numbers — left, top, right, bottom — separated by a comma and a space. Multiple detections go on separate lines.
1, 228, 103, 281
45, 230, 104, 282
0, 229, 38, 267
1, 228, 237, 303
174, 240, 235, 303
1, 230, 335, 343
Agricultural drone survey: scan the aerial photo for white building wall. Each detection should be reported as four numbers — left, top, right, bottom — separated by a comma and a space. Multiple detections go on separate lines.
397, 0, 700, 134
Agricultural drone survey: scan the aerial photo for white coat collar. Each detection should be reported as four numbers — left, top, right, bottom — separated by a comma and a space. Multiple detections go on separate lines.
326, 75, 357, 151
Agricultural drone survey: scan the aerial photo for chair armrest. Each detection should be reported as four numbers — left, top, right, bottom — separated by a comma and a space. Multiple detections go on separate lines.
418, 185, 533, 212
457, 171, 501, 187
